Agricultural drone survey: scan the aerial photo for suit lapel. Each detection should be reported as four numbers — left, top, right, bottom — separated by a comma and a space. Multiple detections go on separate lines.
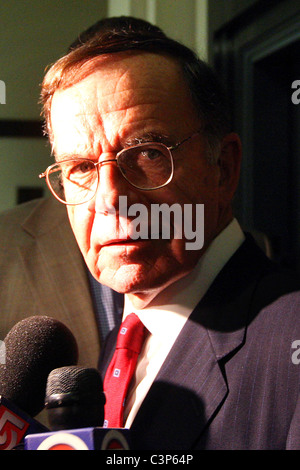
131, 318, 228, 449
18, 198, 100, 367
131, 237, 274, 449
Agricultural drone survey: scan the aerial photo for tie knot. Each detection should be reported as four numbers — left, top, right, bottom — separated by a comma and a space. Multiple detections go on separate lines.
116, 313, 145, 353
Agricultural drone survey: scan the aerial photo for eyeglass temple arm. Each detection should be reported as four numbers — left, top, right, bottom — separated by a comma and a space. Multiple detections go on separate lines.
39, 164, 63, 179
169, 131, 200, 151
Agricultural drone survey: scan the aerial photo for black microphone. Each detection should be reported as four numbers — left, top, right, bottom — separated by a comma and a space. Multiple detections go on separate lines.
0, 316, 78, 449
45, 366, 105, 430
25, 366, 131, 450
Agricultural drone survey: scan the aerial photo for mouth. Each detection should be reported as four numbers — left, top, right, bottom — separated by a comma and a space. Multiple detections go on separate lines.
100, 233, 165, 249
101, 237, 146, 247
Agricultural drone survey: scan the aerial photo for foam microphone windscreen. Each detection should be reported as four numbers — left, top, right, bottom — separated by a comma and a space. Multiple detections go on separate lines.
0, 316, 78, 417
46, 366, 103, 400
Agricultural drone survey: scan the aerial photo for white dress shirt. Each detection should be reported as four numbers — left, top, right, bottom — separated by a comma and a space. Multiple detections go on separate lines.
122, 218, 245, 427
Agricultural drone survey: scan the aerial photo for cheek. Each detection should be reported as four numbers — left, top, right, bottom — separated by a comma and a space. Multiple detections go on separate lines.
168, 168, 221, 243
67, 206, 93, 254
161, 169, 220, 211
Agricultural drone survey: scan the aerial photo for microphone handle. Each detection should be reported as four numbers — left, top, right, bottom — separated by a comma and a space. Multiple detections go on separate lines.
46, 394, 104, 431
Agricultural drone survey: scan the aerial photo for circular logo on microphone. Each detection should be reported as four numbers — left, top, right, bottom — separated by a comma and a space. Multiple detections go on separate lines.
101, 430, 130, 450
37, 433, 89, 450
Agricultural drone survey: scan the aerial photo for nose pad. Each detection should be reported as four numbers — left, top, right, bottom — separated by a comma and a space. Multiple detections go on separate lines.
88, 159, 128, 214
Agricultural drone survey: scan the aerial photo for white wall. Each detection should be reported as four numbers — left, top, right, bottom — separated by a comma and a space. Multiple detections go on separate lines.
0, 0, 108, 212
0, 0, 108, 120
0, 0, 208, 212
108, 0, 208, 59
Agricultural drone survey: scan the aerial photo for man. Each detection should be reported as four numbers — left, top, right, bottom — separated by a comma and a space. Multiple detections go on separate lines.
39, 17, 300, 449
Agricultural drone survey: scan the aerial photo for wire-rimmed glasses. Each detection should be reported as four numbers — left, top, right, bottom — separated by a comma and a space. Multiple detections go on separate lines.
39, 132, 199, 205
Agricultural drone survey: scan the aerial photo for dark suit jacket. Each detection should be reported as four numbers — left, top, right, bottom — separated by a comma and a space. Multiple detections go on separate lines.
99, 236, 300, 450
0, 197, 100, 368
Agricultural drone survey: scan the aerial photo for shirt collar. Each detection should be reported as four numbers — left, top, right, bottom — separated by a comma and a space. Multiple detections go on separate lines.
124, 218, 245, 340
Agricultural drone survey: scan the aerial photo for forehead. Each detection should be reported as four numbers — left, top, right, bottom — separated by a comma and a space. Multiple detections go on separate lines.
50, 52, 198, 155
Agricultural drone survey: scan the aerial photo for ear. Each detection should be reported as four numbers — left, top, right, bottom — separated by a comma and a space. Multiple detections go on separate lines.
218, 132, 242, 203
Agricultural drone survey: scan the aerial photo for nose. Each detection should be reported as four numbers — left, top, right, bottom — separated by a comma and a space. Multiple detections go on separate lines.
88, 154, 131, 214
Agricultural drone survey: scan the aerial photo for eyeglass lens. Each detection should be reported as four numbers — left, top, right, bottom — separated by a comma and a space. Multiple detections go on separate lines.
47, 143, 173, 204
118, 143, 172, 189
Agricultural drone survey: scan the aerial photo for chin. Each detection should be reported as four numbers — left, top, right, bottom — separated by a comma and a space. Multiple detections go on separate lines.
94, 263, 143, 292
97, 262, 164, 296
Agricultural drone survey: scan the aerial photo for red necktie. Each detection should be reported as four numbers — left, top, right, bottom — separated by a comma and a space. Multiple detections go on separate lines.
103, 313, 145, 428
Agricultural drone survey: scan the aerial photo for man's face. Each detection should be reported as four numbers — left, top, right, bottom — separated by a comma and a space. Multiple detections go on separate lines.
50, 53, 238, 307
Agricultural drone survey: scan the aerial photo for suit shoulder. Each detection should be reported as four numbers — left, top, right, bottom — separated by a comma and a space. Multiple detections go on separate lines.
0, 198, 43, 224
253, 260, 300, 311
0, 199, 45, 243
0, 197, 69, 238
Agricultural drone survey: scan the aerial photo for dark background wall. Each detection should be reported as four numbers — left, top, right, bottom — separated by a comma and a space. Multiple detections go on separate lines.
208, 0, 300, 274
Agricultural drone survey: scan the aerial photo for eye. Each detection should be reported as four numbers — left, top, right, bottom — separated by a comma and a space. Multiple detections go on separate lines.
70, 160, 95, 174
140, 149, 162, 160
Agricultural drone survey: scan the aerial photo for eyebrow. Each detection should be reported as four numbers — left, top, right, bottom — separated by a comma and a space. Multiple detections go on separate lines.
54, 132, 175, 162
123, 132, 173, 147
55, 153, 97, 163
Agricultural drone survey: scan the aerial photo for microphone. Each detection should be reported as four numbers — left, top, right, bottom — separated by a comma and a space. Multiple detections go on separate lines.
45, 366, 105, 430
25, 366, 131, 450
0, 316, 78, 449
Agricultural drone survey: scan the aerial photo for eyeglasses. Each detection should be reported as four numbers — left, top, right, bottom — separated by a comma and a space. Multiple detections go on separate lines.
39, 132, 199, 205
